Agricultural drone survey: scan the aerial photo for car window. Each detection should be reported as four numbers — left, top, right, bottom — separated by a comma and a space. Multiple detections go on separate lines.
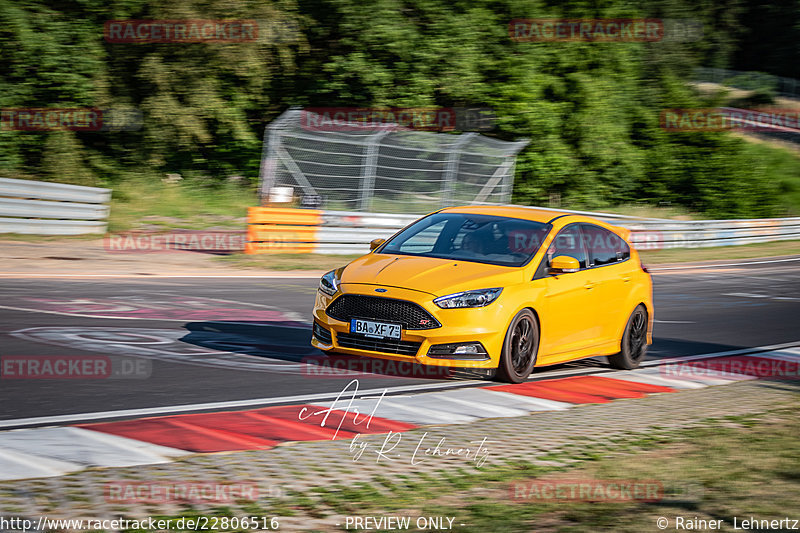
581, 224, 630, 266
380, 212, 551, 267
545, 224, 587, 269
396, 220, 447, 253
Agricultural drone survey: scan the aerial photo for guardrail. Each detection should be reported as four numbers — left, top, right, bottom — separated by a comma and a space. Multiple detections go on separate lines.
693, 67, 800, 98
245, 206, 800, 255
626, 217, 800, 250
0, 178, 111, 235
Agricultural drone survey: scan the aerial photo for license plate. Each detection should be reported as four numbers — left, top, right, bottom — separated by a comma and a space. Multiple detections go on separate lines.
350, 319, 401, 339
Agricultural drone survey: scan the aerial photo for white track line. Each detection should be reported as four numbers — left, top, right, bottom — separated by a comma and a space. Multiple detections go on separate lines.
3, 340, 798, 430
0, 291, 306, 322
0, 380, 488, 429
0, 304, 178, 321
651, 256, 800, 271
723, 293, 800, 301
640, 340, 800, 367
0, 304, 307, 323
0, 273, 322, 278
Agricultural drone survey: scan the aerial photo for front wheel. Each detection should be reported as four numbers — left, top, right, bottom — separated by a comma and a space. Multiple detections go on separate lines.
496, 309, 539, 383
608, 304, 648, 370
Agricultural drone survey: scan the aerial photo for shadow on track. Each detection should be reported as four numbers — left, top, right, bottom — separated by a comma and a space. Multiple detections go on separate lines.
649, 338, 748, 359
179, 323, 785, 383
179, 320, 480, 381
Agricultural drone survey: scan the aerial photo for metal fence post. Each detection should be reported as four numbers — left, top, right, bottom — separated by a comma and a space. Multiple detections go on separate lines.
359, 130, 390, 212
259, 110, 298, 204
441, 133, 476, 208
502, 159, 516, 204
259, 126, 280, 204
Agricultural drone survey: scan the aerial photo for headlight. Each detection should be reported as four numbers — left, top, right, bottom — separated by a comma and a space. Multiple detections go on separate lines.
433, 288, 502, 309
319, 269, 341, 296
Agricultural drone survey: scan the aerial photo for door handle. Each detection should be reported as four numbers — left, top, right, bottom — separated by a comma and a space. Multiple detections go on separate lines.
622, 275, 631, 283
584, 281, 595, 290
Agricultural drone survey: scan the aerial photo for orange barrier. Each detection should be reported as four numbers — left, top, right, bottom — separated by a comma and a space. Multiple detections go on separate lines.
245, 207, 322, 254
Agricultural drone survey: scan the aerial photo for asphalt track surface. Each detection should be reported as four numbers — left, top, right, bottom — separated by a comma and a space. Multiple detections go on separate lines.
1, 259, 799, 426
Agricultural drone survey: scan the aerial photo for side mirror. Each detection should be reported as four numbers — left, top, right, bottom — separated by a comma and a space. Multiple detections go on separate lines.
550, 255, 580, 275
370, 238, 386, 251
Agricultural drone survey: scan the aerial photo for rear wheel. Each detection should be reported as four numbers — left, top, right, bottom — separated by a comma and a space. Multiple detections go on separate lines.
608, 305, 648, 370
496, 309, 538, 383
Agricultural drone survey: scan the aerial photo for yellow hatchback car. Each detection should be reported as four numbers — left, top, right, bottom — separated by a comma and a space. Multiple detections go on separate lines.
311, 206, 653, 382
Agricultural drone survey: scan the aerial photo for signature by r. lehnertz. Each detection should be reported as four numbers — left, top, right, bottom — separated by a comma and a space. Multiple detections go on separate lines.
297, 379, 491, 467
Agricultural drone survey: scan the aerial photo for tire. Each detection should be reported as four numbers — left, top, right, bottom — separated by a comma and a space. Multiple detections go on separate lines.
608, 304, 648, 370
496, 309, 539, 383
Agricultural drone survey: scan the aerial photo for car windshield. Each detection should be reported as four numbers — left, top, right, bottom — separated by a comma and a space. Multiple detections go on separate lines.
379, 212, 551, 267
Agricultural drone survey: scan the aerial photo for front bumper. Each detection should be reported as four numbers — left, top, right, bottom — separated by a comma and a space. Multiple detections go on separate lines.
311, 285, 507, 369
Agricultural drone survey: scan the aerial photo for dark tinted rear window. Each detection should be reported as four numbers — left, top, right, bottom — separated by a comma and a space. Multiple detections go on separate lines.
581, 224, 630, 266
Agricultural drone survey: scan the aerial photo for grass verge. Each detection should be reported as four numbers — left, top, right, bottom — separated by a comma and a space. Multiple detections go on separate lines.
315, 408, 800, 532
108, 179, 256, 232
120, 405, 800, 532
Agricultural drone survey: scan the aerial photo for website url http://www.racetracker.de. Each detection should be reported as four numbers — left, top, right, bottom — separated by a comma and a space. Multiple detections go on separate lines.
0, 515, 281, 531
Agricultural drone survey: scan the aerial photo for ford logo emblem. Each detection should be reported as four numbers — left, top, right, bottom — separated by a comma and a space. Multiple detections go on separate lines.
375, 288, 387, 293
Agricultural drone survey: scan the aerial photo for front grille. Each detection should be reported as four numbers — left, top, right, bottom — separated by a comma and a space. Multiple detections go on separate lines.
326, 294, 440, 330
313, 322, 332, 344
336, 332, 421, 356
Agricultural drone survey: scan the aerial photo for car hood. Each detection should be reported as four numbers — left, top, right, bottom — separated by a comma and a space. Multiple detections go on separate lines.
340, 254, 525, 297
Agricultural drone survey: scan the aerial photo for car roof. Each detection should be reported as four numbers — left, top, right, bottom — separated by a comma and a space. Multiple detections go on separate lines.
437, 205, 633, 242
438, 205, 574, 224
